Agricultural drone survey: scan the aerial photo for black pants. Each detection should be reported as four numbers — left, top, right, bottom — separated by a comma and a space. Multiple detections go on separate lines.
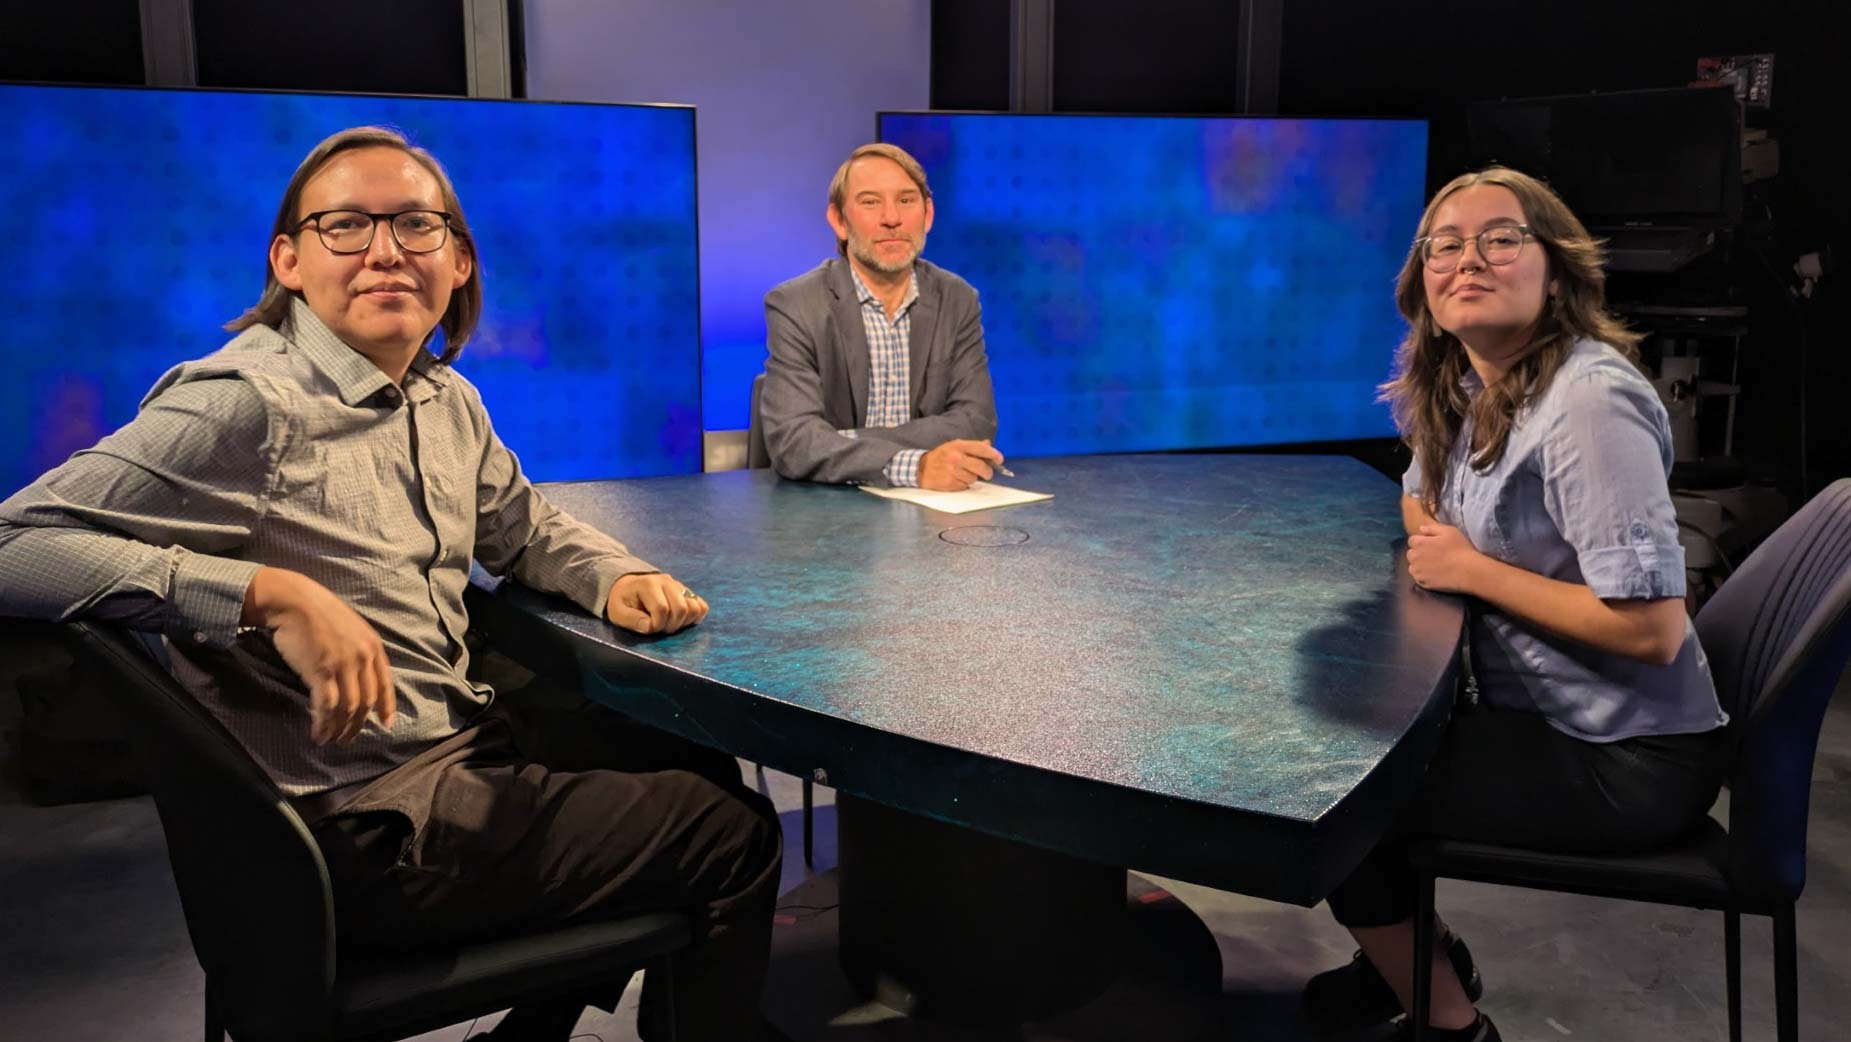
311, 669, 783, 1042
1326, 702, 1727, 928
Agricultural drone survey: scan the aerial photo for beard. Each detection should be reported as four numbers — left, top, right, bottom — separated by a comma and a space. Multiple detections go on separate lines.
849, 232, 926, 275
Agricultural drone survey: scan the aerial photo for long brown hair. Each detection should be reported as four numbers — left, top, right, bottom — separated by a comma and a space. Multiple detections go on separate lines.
225, 126, 482, 364
1381, 166, 1642, 520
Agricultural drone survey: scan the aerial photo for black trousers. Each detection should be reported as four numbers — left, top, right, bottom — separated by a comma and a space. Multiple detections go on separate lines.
1326, 701, 1727, 928
310, 668, 783, 1042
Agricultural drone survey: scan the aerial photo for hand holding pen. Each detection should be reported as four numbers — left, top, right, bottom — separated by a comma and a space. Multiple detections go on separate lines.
919, 439, 1012, 490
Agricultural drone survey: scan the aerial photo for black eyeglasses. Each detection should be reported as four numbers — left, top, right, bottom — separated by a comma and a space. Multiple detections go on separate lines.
1415, 224, 1535, 273
296, 209, 453, 255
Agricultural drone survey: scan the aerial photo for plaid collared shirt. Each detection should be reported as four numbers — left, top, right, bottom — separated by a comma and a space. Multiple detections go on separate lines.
845, 265, 926, 486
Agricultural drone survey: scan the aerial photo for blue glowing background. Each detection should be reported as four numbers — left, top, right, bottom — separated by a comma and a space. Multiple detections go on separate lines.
879, 113, 1428, 455
0, 84, 700, 497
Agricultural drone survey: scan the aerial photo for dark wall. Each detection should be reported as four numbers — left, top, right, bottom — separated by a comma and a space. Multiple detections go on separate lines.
932, 0, 1242, 113
1050, 2, 1241, 113
1, 1, 143, 85
932, 0, 1009, 110
192, 0, 467, 95
0, 0, 469, 96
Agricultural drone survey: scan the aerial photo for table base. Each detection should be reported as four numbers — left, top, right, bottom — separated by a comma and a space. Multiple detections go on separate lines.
840, 795, 1136, 1022
766, 868, 1224, 1039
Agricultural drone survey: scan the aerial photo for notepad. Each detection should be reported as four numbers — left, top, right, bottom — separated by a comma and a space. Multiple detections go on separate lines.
860, 481, 1053, 514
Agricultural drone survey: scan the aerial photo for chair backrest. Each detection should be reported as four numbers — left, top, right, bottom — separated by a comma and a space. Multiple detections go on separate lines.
1694, 479, 1851, 904
747, 371, 771, 470
66, 621, 339, 1042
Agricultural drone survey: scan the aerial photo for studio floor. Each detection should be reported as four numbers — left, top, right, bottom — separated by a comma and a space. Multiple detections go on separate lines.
3, 680, 1848, 1042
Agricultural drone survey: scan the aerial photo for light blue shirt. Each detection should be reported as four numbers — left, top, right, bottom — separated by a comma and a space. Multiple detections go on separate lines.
1406, 339, 1727, 742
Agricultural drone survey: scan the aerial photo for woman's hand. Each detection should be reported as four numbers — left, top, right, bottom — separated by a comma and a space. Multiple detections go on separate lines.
1408, 524, 1690, 666
1406, 522, 1488, 595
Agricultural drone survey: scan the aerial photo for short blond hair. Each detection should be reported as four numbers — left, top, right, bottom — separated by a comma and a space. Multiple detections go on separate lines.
826, 143, 931, 257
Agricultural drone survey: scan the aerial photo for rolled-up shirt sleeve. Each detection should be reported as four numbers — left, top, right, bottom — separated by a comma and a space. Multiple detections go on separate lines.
1539, 366, 1686, 600
1402, 457, 1425, 501
0, 374, 274, 646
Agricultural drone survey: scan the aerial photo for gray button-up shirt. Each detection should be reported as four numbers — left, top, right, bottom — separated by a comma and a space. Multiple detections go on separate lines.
1407, 338, 1727, 741
0, 300, 654, 796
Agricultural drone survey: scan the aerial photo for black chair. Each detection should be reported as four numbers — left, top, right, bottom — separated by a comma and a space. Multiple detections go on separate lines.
747, 371, 817, 869
1410, 479, 1851, 1042
747, 370, 772, 471
63, 619, 692, 1042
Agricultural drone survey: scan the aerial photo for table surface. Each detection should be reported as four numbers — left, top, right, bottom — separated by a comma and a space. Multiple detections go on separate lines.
469, 453, 1464, 904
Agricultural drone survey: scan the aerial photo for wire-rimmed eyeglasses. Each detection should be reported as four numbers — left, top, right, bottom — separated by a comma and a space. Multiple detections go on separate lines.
1415, 224, 1535, 273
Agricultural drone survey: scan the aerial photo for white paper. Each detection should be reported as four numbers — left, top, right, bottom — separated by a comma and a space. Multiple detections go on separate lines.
860, 481, 1053, 515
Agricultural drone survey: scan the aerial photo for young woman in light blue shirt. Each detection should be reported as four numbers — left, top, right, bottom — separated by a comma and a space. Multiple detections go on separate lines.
1304, 167, 1730, 1042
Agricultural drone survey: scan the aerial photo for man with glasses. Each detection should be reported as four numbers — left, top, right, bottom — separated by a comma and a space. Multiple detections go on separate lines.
0, 127, 782, 1042
760, 142, 1005, 489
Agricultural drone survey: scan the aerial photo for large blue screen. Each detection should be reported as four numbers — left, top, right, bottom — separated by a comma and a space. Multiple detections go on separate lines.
879, 113, 1427, 456
0, 85, 701, 496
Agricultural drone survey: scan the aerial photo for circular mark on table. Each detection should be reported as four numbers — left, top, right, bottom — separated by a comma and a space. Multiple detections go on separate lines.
939, 525, 1030, 547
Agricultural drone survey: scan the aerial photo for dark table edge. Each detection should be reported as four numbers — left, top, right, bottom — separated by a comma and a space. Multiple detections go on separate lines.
464, 576, 1463, 907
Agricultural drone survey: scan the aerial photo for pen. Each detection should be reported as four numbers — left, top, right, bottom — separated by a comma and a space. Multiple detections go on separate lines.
977, 440, 1013, 478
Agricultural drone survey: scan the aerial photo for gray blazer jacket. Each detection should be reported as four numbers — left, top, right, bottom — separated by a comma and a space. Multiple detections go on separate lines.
760, 258, 998, 485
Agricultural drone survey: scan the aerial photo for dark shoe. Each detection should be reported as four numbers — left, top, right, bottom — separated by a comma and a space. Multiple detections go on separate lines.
1303, 931, 1483, 1029
1386, 1011, 1502, 1041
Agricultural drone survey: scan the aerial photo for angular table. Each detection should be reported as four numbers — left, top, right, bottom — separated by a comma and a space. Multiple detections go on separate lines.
467, 453, 1463, 1028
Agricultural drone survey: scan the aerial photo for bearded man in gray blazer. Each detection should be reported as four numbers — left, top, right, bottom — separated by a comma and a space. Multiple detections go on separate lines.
760, 143, 1004, 490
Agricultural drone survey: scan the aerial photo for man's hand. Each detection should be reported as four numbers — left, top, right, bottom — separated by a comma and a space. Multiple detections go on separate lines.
1406, 522, 1488, 595
607, 572, 710, 635
243, 566, 395, 746
918, 439, 1005, 492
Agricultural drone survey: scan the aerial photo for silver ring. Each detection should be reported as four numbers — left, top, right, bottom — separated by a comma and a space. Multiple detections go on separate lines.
681, 589, 698, 600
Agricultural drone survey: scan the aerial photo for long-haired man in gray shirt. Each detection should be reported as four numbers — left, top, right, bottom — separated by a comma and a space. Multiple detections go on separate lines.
0, 126, 781, 1042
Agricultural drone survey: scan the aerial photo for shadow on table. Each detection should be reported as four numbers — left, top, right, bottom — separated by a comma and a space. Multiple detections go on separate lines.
1291, 539, 1463, 732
